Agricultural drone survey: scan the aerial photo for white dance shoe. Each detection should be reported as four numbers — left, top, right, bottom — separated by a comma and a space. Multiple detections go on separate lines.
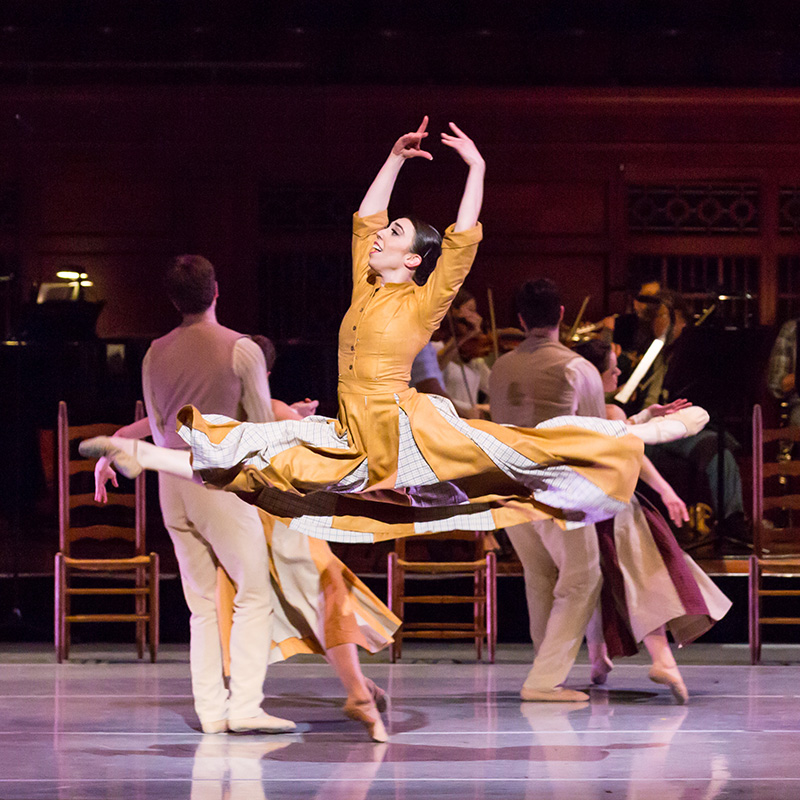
200, 719, 229, 734
520, 687, 590, 702
78, 436, 143, 479
228, 713, 297, 734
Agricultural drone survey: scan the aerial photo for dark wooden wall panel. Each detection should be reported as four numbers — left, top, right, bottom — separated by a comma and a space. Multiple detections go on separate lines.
3, 86, 800, 344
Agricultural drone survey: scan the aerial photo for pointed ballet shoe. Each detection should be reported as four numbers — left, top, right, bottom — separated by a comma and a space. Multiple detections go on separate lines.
343, 698, 388, 742
364, 678, 388, 713
648, 665, 689, 705
520, 687, 590, 702
78, 436, 143, 479
591, 655, 614, 686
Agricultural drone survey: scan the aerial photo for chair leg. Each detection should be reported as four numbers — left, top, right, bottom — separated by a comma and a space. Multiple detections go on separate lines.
135, 565, 145, 660
486, 552, 497, 665
54, 554, 65, 663
474, 569, 483, 661
149, 553, 160, 663
388, 552, 400, 663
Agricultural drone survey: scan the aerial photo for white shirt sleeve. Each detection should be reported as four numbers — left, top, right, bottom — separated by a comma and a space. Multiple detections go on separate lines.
565, 358, 607, 418
232, 337, 275, 423
141, 348, 164, 443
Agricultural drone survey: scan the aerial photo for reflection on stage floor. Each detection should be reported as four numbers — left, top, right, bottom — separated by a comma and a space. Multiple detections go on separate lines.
0, 643, 798, 799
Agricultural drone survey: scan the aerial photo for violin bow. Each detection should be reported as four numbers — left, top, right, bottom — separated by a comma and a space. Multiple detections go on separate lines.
566, 295, 591, 343
487, 287, 500, 361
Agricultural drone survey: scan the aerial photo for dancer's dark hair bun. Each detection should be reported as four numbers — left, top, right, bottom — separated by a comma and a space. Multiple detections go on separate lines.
406, 216, 442, 286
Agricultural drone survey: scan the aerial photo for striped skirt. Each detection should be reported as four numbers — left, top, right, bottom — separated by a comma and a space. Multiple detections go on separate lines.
596, 496, 732, 656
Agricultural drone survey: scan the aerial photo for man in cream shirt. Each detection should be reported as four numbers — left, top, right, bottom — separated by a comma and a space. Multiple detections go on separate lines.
142, 255, 295, 733
490, 278, 606, 702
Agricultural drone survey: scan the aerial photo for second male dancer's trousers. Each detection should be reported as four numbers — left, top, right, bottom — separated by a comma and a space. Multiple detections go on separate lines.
159, 473, 273, 724
507, 519, 601, 692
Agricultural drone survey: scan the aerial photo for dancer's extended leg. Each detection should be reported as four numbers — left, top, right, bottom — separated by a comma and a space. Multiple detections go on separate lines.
80, 436, 195, 481
327, 643, 388, 742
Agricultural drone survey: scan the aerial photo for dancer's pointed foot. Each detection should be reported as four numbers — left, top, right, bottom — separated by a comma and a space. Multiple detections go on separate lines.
591, 654, 614, 685
649, 665, 689, 704
343, 698, 388, 742
364, 678, 389, 713
654, 407, 710, 443
78, 436, 143, 479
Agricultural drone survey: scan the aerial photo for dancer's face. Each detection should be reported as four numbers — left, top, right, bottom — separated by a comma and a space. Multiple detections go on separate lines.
601, 350, 621, 393
369, 218, 419, 279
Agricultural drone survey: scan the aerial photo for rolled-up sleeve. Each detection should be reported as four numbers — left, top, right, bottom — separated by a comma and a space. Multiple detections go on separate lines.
232, 337, 275, 423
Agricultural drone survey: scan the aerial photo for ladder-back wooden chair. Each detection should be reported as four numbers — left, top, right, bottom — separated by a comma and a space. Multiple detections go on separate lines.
749, 403, 800, 664
387, 531, 497, 662
55, 400, 159, 662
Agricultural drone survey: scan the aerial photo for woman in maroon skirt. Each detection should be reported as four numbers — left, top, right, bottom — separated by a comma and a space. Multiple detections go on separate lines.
575, 339, 732, 704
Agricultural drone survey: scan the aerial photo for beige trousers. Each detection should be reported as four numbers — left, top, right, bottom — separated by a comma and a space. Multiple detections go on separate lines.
158, 473, 273, 724
506, 519, 601, 692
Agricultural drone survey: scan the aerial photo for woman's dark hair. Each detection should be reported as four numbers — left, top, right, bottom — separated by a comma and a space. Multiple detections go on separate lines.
452, 287, 474, 311
165, 255, 216, 314
250, 334, 278, 372
406, 216, 442, 286
516, 278, 562, 329
573, 338, 612, 375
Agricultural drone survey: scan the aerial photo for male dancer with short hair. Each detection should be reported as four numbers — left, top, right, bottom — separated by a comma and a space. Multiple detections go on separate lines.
490, 278, 607, 702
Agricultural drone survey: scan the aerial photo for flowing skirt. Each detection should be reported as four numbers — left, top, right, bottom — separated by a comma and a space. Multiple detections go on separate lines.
178, 389, 643, 543
596, 496, 732, 657
216, 511, 400, 670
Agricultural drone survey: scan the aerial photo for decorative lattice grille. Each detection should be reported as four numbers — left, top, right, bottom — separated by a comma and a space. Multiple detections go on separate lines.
628, 184, 759, 234
629, 254, 760, 326
779, 187, 800, 234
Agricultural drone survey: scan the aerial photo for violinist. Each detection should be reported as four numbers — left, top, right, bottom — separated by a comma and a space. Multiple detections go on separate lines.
433, 287, 493, 418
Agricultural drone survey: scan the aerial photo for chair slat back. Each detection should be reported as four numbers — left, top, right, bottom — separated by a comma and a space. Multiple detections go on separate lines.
58, 400, 146, 556
752, 403, 800, 558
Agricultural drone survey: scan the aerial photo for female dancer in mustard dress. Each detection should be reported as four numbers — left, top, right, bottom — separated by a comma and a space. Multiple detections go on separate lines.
81, 119, 708, 543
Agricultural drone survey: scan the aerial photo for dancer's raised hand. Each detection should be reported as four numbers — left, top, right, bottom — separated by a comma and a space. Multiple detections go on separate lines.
441, 122, 484, 168
649, 398, 692, 418
391, 116, 433, 161
359, 116, 433, 217
658, 483, 690, 527
94, 456, 118, 504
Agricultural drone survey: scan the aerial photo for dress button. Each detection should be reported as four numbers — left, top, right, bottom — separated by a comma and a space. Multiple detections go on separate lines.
351, 346, 354, 351
352, 326, 356, 330
360, 308, 364, 312
348, 365, 353, 370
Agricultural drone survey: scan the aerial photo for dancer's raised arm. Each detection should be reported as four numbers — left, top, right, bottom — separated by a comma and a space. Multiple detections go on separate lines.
441, 122, 485, 231
358, 116, 432, 217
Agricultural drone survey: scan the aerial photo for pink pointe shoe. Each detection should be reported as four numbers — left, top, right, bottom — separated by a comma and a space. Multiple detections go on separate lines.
78, 436, 143, 479
649, 665, 689, 705
343, 698, 388, 743
591, 654, 614, 686
364, 678, 389, 713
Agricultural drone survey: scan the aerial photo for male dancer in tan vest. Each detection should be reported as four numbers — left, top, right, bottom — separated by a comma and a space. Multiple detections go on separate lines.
490, 278, 606, 702
131, 255, 295, 733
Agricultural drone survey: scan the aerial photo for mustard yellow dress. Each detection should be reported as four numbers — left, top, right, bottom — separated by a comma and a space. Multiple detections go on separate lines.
177, 210, 643, 543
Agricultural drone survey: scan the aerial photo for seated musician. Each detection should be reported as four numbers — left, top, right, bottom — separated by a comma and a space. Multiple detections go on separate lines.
621, 290, 748, 543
